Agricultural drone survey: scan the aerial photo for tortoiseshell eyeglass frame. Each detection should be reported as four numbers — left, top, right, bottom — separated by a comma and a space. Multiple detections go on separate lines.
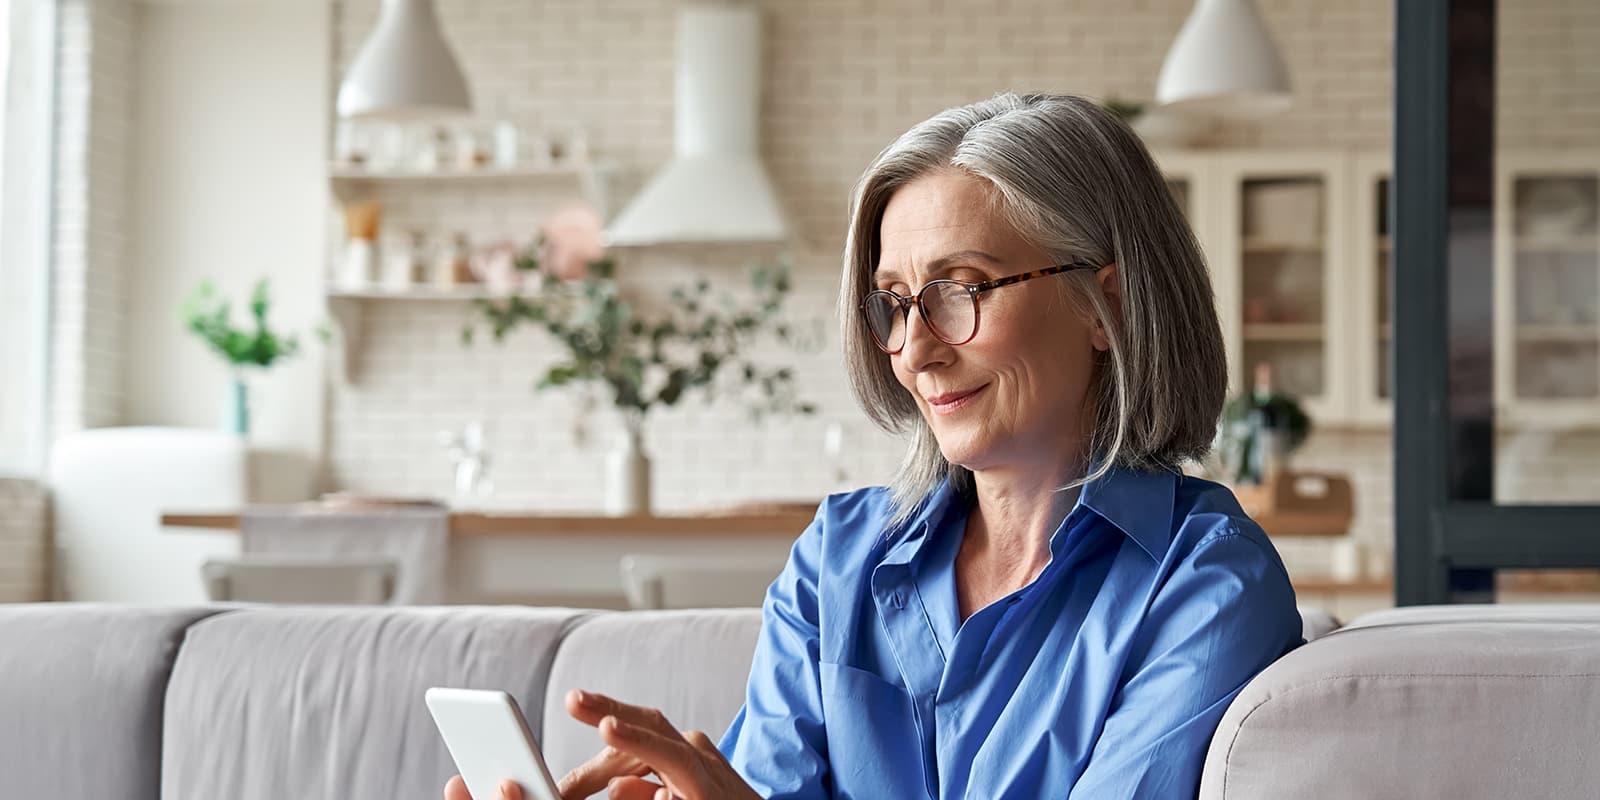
860, 260, 1104, 354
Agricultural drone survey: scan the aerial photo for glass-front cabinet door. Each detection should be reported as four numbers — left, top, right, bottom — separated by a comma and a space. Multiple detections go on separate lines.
1212, 153, 1351, 423
1493, 155, 1600, 428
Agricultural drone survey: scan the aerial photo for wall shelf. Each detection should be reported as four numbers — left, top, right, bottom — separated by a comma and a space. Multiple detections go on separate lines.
1514, 234, 1598, 254
325, 156, 617, 383
328, 160, 616, 207
328, 285, 516, 301
1242, 238, 1325, 255
1243, 323, 1326, 342
1515, 324, 1600, 343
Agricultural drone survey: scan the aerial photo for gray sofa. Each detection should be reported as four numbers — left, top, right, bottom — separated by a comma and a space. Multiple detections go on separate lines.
1, 602, 1595, 799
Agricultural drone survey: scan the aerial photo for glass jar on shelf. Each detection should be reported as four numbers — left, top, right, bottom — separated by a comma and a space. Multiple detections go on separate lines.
382, 230, 428, 290
433, 232, 473, 288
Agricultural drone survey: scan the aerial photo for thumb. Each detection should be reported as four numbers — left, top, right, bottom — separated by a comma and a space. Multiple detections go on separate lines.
500, 779, 525, 800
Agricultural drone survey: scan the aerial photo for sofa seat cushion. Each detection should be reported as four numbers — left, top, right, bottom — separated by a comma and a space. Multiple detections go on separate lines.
0, 604, 227, 800
1200, 603, 1600, 799
160, 605, 592, 800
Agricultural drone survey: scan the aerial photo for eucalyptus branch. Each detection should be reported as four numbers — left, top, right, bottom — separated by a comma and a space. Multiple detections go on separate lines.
462, 252, 815, 425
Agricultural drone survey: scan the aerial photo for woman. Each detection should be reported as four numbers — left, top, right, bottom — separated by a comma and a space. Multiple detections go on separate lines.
447, 92, 1303, 800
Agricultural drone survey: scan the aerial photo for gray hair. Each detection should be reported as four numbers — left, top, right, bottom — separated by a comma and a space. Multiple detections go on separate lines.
838, 92, 1227, 525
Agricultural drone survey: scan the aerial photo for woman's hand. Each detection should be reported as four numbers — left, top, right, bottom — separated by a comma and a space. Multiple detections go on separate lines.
442, 774, 522, 800
556, 689, 761, 800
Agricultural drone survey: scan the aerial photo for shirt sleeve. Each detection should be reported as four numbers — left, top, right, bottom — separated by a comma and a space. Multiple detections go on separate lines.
1070, 521, 1304, 799
717, 505, 831, 799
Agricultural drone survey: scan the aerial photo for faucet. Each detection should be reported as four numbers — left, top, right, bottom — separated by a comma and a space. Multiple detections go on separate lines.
441, 421, 493, 501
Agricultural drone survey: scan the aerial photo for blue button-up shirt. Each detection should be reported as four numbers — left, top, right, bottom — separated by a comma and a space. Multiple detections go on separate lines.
718, 466, 1303, 799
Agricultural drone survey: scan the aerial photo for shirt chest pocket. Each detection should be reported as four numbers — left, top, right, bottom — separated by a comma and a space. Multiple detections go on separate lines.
819, 661, 929, 799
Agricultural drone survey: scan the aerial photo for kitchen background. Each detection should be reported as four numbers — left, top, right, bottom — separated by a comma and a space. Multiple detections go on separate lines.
6, 0, 1598, 604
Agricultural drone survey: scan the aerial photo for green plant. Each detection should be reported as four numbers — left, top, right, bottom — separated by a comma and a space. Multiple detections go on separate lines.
182, 278, 319, 369
1216, 384, 1312, 484
1102, 97, 1146, 122
462, 249, 816, 424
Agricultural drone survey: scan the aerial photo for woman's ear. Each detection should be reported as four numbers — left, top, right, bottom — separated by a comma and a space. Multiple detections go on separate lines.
1090, 262, 1121, 352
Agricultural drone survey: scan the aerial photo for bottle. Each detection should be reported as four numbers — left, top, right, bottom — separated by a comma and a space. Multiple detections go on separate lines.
434, 233, 471, 289
493, 121, 518, 168
382, 230, 427, 291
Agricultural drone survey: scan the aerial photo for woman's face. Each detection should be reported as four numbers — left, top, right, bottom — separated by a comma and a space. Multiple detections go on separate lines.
875, 170, 1110, 474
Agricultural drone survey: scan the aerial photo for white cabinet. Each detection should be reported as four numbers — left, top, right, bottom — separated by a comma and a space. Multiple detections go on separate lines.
1159, 147, 1600, 430
1494, 151, 1600, 428
1158, 150, 1355, 424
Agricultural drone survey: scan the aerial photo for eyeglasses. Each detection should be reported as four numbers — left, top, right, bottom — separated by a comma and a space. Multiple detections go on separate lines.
859, 260, 1102, 354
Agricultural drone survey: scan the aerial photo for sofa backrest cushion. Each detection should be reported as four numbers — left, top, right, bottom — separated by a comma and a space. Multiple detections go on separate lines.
0, 604, 225, 800
541, 608, 763, 782
1200, 603, 1600, 799
160, 606, 592, 800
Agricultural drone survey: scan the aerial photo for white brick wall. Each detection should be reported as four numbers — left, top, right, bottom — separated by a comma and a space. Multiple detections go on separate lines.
323, 0, 1600, 560
27, 0, 136, 599
51, 0, 134, 439
1499, 0, 1600, 148
0, 478, 50, 602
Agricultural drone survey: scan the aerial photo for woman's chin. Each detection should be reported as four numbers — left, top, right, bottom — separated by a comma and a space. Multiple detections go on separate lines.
935, 437, 991, 472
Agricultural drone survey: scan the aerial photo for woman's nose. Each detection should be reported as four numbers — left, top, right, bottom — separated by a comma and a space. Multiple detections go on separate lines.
898, 303, 953, 372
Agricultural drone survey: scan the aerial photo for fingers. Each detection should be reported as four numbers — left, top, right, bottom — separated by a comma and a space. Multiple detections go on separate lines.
566, 690, 681, 737
605, 776, 666, 800
442, 775, 523, 800
558, 744, 650, 800
597, 715, 700, 793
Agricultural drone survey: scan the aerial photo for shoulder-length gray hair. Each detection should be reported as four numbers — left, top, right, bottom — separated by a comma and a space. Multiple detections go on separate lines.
839, 92, 1226, 524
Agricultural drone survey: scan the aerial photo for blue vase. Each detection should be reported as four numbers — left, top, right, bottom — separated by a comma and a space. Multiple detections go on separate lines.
222, 374, 250, 436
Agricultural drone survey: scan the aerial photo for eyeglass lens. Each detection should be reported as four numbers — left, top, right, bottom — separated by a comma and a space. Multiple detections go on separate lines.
863, 282, 977, 351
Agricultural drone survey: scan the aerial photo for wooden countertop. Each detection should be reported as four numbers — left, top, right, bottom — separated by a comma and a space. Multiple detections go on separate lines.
160, 508, 819, 538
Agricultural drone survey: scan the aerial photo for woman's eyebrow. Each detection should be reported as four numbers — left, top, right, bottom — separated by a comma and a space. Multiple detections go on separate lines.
874, 249, 1003, 281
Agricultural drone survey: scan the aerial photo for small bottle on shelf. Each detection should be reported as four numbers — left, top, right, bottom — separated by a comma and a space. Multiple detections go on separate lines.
433, 233, 472, 289
382, 230, 428, 291
493, 121, 518, 169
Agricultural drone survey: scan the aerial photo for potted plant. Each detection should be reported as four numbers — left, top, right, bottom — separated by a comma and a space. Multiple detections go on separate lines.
462, 210, 815, 514
181, 278, 319, 436
1216, 362, 1312, 485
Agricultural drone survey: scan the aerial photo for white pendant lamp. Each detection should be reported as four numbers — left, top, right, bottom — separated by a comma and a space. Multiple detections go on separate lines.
1156, 0, 1291, 115
336, 0, 472, 119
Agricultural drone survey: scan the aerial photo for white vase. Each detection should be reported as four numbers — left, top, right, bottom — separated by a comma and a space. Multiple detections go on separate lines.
604, 420, 651, 516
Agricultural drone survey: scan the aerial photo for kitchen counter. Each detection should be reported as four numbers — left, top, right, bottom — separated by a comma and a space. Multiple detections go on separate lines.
161, 506, 816, 607
160, 508, 819, 538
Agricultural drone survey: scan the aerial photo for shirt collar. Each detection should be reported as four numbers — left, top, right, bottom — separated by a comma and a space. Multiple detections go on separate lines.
880, 464, 1179, 567
1078, 464, 1178, 562
877, 477, 966, 568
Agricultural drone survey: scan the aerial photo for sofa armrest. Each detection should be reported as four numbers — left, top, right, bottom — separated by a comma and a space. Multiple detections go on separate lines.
1200, 604, 1600, 798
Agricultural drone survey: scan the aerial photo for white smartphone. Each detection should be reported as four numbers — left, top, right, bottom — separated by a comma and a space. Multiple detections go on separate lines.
425, 687, 563, 800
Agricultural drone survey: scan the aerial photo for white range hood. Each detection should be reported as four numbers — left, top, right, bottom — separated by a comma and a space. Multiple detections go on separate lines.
604, 3, 789, 247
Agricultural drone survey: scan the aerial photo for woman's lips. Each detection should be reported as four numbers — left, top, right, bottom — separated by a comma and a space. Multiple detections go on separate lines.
926, 384, 988, 415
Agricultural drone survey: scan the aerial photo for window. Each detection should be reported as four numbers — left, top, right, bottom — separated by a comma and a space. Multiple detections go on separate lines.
0, 0, 54, 476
